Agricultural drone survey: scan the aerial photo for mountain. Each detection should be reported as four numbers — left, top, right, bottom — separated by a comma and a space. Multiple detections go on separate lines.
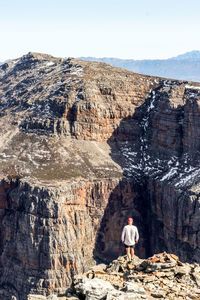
1, 52, 200, 299
79, 50, 200, 82
170, 50, 200, 60
0, 59, 11, 66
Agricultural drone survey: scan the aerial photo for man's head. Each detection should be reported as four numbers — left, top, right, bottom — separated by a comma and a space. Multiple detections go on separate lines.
127, 217, 133, 225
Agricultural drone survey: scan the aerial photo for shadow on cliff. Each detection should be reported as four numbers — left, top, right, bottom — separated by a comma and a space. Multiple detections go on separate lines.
93, 177, 151, 263
93, 90, 156, 263
93, 83, 189, 263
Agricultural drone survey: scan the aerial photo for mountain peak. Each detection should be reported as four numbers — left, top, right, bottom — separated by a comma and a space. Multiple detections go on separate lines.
21, 51, 63, 62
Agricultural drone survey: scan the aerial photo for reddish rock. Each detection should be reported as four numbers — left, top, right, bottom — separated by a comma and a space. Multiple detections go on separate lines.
169, 254, 179, 261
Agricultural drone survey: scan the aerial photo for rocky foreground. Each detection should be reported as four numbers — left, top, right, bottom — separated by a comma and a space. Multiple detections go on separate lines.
28, 252, 200, 300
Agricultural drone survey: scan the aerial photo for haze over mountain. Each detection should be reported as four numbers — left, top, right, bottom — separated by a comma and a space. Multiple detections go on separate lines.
79, 50, 200, 82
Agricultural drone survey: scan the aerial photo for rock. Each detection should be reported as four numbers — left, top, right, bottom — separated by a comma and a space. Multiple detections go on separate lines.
58, 297, 79, 300
90, 264, 107, 272
175, 265, 191, 276
122, 281, 146, 294
127, 263, 135, 270
138, 260, 149, 270
46, 296, 58, 300
74, 277, 150, 300
74, 277, 115, 299
145, 264, 158, 273
28, 296, 79, 300
169, 254, 179, 261
28, 296, 47, 300
192, 271, 200, 286
150, 290, 167, 298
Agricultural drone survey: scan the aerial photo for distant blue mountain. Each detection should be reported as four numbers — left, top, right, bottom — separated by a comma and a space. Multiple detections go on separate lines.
79, 50, 200, 82
169, 50, 200, 60
0, 59, 11, 65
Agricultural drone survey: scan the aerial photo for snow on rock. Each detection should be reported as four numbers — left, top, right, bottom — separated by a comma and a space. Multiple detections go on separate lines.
185, 84, 200, 90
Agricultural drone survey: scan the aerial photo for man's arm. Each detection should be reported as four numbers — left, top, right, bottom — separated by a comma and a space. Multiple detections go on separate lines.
121, 226, 126, 243
135, 227, 139, 243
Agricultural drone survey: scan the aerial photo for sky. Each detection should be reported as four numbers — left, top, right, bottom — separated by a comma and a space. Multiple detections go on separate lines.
0, 0, 200, 61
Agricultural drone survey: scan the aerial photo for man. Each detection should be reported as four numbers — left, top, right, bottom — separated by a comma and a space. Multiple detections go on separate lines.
121, 217, 139, 263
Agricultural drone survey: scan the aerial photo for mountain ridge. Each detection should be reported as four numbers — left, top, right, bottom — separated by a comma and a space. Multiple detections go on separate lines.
79, 50, 200, 82
1, 50, 200, 82
169, 50, 200, 60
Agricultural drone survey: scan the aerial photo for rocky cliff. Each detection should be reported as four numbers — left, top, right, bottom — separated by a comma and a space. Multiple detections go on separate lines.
0, 52, 200, 299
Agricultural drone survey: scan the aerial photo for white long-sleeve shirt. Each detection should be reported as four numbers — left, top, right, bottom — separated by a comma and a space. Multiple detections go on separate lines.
121, 225, 139, 246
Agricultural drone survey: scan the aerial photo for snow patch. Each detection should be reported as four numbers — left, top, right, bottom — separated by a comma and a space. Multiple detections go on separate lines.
45, 61, 55, 67
185, 85, 200, 90
160, 167, 178, 181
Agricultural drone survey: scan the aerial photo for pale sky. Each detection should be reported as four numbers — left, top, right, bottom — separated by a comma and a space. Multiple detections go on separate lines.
0, 0, 200, 61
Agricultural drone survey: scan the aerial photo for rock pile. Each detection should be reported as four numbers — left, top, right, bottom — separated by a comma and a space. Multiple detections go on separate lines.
72, 252, 200, 299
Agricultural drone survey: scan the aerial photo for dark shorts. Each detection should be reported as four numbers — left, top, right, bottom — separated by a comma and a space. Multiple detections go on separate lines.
124, 243, 135, 249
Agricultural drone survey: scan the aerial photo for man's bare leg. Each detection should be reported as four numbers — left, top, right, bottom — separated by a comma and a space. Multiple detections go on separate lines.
126, 247, 131, 262
130, 247, 134, 260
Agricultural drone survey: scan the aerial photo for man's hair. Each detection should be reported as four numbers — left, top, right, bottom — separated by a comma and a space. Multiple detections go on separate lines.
127, 217, 133, 222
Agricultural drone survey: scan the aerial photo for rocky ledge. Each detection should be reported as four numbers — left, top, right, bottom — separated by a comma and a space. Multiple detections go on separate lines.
28, 252, 200, 300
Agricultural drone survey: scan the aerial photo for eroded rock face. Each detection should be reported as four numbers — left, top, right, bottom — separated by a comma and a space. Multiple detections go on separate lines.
1, 52, 200, 299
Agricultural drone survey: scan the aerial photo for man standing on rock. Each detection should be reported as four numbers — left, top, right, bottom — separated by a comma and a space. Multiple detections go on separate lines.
121, 217, 139, 263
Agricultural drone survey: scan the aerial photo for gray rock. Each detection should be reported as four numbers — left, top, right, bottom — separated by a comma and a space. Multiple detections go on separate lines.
74, 277, 115, 299
47, 295, 58, 300
74, 277, 150, 300
122, 282, 146, 294
151, 290, 167, 298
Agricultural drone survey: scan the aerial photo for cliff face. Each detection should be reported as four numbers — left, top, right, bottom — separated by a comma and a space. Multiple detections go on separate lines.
0, 52, 200, 299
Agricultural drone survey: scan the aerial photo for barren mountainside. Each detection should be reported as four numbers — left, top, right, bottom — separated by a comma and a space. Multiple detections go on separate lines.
0, 52, 200, 299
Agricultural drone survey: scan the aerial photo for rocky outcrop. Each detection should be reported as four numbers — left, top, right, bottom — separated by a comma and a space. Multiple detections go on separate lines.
29, 252, 200, 299
72, 252, 200, 299
1, 52, 200, 299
